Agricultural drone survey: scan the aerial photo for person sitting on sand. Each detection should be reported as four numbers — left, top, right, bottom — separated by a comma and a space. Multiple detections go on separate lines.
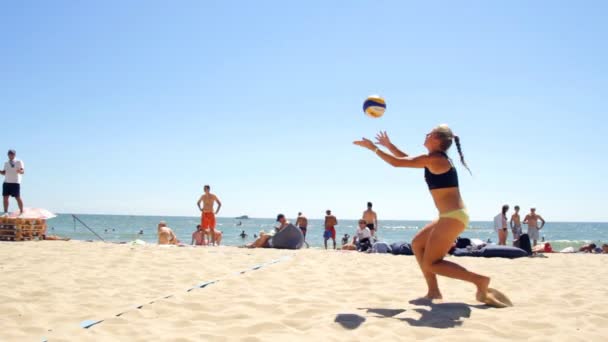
602, 244, 608, 254
341, 233, 350, 246
354, 219, 373, 252
245, 214, 288, 248
341, 220, 374, 252
192, 225, 207, 246
44, 235, 71, 241
532, 242, 553, 253
579, 243, 597, 253
213, 230, 223, 246
158, 221, 179, 245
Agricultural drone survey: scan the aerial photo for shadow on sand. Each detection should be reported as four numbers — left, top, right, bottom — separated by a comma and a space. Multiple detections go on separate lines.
335, 299, 489, 330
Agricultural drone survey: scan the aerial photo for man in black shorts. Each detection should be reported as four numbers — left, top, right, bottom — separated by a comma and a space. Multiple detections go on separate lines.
1, 149, 25, 215
362, 202, 378, 236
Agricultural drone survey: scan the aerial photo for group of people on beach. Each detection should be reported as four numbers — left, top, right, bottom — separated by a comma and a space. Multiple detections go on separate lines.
244, 202, 379, 250
157, 185, 224, 246
494, 205, 546, 246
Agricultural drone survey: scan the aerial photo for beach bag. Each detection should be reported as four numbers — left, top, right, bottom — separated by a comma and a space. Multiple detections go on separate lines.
371, 241, 392, 254
517, 234, 532, 255
455, 237, 471, 249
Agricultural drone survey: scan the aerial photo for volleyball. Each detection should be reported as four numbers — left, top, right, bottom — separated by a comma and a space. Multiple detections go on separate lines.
362, 95, 386, 118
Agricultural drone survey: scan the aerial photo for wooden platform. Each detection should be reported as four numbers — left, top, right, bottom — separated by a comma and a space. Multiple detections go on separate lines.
0, 217, 47, 241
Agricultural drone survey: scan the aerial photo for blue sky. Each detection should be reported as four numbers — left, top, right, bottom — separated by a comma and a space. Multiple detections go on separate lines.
1, 1, 607, 221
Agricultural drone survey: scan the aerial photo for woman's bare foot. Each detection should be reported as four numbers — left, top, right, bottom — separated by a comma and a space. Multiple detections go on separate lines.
425, 291, 443, 301
475, 276, 510, 308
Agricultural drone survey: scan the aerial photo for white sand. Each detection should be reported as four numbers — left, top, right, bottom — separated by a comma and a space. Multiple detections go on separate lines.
1, 241, 607, 341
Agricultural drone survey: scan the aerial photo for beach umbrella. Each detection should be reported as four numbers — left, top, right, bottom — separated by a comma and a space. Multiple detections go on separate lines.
8, 208, 57, 219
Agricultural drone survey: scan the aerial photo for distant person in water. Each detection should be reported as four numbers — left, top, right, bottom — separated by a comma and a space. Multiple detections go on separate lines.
197, 185, 222, 246
324, 210, 338, 250
510, 205, 523, 242
192, 225, 206, 246
157, 221, 179, 245
362, 202, 378, 236
494, 205, 509, 246
523, 208, 545, 246
240, 230, 247, 238
295, 212, 308, 239
138, 229, 144, 235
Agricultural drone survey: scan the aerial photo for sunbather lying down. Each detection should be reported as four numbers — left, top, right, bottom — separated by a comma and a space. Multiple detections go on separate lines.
44, 235, 70, 241
244, 231, 273, 248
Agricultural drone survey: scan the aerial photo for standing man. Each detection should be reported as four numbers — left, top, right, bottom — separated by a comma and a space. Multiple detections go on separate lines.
523, 208, 546, 246
1, 149, 25, 215
362, 202, 378, 236
197, 185, 222, 246
324, 209, 338, 250
493, 205, 509, 245
295, 212, 308, 240
510, 205, 523, 243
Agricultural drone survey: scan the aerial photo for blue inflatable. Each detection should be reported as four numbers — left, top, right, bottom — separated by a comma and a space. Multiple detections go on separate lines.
269, 224, 304, 250
453, 246, 527, 259
371, 242, 392, 254
480, 246, 527, 259
390, 242, 414, 255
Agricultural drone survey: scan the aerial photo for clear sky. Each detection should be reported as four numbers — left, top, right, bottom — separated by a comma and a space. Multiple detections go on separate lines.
1, 1, 607, 221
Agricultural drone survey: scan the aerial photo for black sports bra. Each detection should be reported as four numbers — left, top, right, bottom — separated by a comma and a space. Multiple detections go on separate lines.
424, 152, 459, 190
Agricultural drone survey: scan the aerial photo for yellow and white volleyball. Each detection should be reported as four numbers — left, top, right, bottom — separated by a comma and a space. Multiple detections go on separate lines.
362, 95, 386, 118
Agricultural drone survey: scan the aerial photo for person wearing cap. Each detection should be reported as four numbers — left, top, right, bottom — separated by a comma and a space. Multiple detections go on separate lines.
274, 214, 291, 231
1, 149, 25, 215
523, 208, 546, 246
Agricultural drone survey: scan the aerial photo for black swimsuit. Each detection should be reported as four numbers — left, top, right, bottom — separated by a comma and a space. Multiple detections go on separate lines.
424, 152, 459, 190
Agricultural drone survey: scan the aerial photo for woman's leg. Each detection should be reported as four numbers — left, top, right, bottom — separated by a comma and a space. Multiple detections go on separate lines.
411, 222, 441, 299
422, 218, 507, 307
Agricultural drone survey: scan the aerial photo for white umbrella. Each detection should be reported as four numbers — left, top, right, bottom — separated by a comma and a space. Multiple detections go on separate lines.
8, 208, 57, 220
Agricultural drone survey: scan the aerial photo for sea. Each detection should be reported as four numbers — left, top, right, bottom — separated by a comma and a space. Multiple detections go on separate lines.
45, 214, 608, 251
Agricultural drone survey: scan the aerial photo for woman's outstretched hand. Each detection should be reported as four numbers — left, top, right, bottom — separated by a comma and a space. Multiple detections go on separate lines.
353, 138, 376, 151
375, 131, 392, 148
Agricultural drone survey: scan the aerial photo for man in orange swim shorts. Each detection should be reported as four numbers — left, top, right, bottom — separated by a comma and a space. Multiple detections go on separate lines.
197, 185, 222, 246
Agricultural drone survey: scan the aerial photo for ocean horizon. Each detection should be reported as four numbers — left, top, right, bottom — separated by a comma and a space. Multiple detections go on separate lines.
45, 213, 608, 251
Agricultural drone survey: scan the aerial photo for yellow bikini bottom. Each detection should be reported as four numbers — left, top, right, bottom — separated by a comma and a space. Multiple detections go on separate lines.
439, 208, 469, 227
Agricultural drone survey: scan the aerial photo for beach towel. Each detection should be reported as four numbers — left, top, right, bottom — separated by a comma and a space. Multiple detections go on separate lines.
269, 224, 304, 250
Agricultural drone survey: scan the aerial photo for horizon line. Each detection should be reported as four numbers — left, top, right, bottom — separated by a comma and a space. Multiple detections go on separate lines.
57, 212, 607, 224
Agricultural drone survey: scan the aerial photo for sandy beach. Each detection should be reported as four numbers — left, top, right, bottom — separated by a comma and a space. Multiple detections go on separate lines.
1, 241, 607, 341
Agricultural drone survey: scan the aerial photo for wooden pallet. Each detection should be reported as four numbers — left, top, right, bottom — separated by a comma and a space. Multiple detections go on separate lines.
0, 217, 46, 241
